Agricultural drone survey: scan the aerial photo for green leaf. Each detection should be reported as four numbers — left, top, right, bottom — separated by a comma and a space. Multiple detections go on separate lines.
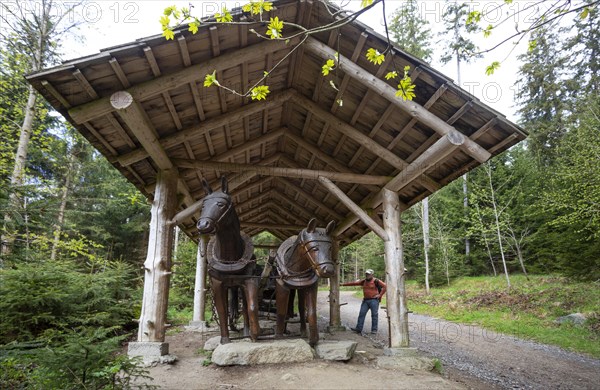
483, 25, 493, 38
188, 21, 199, 34
466, 11, 481, 25
162, 28, 175, 41
580, 7, 590, 19
215, 7, 233, 22
251, 85, 270, 100
395, 66, 416, 101
385, 71, 398, 80
485, 61, 501, 76
361, 0, 374, 8
204, 71, 219, 87
160, 15, 170, 28
527, 39, 537, 52
366, 48, 385, 65
266, 16, 284, 39
163, 5, 177, 16
322, 59, 335, 76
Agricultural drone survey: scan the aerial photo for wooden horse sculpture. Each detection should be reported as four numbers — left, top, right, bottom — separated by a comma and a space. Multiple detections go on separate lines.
275, 218, 336, 346
197, 177, 260, 344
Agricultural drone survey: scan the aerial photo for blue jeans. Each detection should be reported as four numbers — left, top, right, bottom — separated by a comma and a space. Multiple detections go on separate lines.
355, 298, 379, 332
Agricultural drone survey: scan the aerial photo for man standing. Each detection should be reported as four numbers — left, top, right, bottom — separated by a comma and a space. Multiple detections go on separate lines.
341, 269, 386, 334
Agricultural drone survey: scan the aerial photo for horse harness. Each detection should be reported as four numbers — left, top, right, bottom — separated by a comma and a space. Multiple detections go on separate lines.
275, 232, 334, 288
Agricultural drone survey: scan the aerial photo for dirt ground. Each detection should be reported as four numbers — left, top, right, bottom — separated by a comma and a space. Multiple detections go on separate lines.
136, 291, 600, 389
138, 326, 464, 390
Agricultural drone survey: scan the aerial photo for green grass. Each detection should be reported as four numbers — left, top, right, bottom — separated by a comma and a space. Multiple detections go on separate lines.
406, 275, 600, 357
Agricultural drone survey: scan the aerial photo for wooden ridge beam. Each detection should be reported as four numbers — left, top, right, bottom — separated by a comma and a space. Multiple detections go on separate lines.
241, 222, 305, 231
173, 158, 391, 185
69, 37, 299, 124
303, 37, 491, 163
117, 91, 293, 167
319, 177, 388, 241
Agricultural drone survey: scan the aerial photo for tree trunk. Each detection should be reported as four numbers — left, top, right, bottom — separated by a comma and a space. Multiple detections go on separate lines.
486, 164, 511, 289
463, 174, 470, 257
329, 240, 342, 329
1, 85, 38, 259
421, 197, 431, 294
475, 203, 497, 276
50, 152, 78, 261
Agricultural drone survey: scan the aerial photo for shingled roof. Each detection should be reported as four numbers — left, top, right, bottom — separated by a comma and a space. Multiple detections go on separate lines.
27, 0, 526, 246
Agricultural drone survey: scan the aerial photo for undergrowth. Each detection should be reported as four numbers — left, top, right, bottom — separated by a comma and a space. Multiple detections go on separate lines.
406, 275, 600, 357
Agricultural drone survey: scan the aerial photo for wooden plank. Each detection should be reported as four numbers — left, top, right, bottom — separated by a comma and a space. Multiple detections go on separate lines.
274, 178, 344, 221
109, 57, 131, 88
41, 80, 72, 108
319, 177, 387, 240
290, 91, 440, 192
177, 35, 192, 66
117, 90, 293, 166
173, 158, 391, 185
303, 37, 491, 163
69, 37, 299, 124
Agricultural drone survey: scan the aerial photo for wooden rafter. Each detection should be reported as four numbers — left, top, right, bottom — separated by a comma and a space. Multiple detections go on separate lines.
304, 37, 491, 164
68, 37, 299, 124
116, 91, 293, 167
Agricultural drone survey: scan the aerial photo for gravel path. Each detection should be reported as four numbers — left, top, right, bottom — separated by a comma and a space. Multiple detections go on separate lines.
321, 291, 600, 390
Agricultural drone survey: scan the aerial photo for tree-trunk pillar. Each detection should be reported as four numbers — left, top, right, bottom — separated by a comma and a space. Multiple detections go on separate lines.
191, 234, 209, 329
129, 169, 178, 361
382, 189, 410, 349
328, 239, 344, 331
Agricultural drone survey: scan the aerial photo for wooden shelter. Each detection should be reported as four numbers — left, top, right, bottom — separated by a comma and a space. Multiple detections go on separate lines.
27, 0, 526, 355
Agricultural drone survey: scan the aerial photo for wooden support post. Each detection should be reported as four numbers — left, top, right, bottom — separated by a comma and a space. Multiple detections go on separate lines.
191, 235, 209, 328
382, 189, 409, 349
328, 239, 345, 331
131, 169, 178, 360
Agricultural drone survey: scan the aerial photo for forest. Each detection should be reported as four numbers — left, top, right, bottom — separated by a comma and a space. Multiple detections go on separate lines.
1, 0, 598, 388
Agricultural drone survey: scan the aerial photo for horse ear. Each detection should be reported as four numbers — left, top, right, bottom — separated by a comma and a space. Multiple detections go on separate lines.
221, 176, 228, 194
202, 178, 213, 194
306, 218, 317, 233
326, 220, 336, 235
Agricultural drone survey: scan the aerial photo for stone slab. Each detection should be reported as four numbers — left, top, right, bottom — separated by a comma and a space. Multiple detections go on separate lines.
315, 340, 358, 361
186, 320, 209, 332
128, 342, 177, 365
377, 356, 435, 371
212, 339, 314, 366
383, 347, 419, 357
326, 325, 347, 333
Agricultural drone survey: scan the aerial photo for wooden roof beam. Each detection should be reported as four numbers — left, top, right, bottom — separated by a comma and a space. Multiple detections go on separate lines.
303, 37, 491, 164
274, 178, 344, 221
333, 131, 464, 236
241, 222, 305, 231
170, 171, 260, 226
290, 91, 440, 193
117, 90, 293, 167
68, 37, 299, 124
173, 158, 391, 185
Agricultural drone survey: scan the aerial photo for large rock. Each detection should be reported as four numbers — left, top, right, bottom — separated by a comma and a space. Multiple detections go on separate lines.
556, 313, 587, 325
314, 340, 357, 361
212, 339, 314, 366
203, 335, 249, 351
377, 356, 435, 371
